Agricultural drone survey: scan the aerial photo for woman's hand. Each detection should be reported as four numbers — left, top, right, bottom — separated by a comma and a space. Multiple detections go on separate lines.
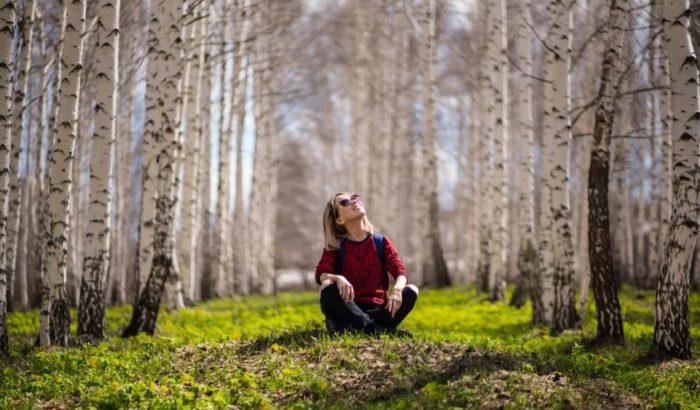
386, 287, 402, 317
335, 275, 354, 303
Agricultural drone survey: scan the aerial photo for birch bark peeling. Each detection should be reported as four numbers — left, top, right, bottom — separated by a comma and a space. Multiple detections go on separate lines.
123, 0, 183, 336
0, 0, 16, 356
486, 0, 507, 301
7, 0, 36, 308
652, 0, 700, 359
420, 0, 450, 288
180, 4, 206, 303
78, 0, 120, 339
214, 3, 230, 298
512, 0, 540, 312
41, 0, 88, 347
588, 0, 627, 343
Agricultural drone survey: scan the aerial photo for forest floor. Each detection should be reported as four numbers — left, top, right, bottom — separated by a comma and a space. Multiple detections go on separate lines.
1, 286, 699, 409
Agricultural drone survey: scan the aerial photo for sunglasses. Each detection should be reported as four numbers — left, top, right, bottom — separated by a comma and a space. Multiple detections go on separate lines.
337, 194, 361, 208
332, 194, 361, 219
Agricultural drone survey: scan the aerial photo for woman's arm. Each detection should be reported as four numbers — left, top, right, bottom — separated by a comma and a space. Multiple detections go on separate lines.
383, 236, 407, 281
315, 248, 337, 285
392, 274, 407, 292
318, 272, 339, 284
386, 274, 407, 317
319, 272, 355, 302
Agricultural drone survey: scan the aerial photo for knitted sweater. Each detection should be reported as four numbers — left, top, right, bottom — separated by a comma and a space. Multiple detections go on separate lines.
315, 234, 406, 305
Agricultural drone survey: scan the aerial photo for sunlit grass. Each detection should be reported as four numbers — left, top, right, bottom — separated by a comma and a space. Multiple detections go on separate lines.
1, 286, 698, 408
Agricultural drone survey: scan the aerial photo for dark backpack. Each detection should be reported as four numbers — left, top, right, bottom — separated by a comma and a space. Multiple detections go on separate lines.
334, 232, 389, 290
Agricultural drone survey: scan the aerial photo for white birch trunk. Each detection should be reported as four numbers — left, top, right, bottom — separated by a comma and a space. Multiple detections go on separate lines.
136, 0, 163, 295
477, 71, 493, 294
538, 0, 561, 326
486, 0, 507, 301
419, 0, 450, 288
78, 0, 119, 339
247, 5, 267, 294
162, 1, 190, 311
123, 0, 183, 336
466, 99, 481, 283
352, 2, 370, 199
512, 0, 540, 311
658, 22, 673, 273
588, 0, 627, 342
7, 0, 36, 308
195, 5, 213, 300
652, 0, 700, 359
230, 0, 248, 295
258, 3, 279, 296
0, 0, 16, 356
454, 97, 467, 282
41, 0, 87, 346
648, 5, 661, 287
213, 3, 230, 298
232, 17, 248, 296
180, 4, 206, 303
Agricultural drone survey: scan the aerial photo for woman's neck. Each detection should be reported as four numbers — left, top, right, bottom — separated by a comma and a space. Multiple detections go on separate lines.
344, 218, 368, 242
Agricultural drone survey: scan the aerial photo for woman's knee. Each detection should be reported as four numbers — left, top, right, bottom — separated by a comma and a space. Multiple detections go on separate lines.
320, 281, 340, 303
406, 284, 419, 297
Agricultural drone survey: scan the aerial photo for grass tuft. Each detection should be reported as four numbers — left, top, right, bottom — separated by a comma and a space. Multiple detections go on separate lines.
1, 286, 698, 408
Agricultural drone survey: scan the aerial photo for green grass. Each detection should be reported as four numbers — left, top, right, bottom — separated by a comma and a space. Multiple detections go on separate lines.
1, 286, 699, 409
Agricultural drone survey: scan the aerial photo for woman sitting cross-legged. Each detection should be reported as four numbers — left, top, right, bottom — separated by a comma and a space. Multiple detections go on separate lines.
315, 192, 419, 337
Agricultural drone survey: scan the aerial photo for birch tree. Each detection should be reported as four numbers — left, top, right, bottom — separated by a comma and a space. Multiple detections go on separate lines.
78, 0, 120, 339
231, 1, 248, 293
537, 0, 557, 326
588, 0, 626, 342
652, 0, 700, 359
476, 70, 493, 293
648, 2, 661, 289
40, 0, 87, 347
486, 0, 507, 300
511, 0, 540, 311
657, 3, 673, 285
0, 0, 15, 356
135, 0, 163, 295
7, 0, 35, 307
123, 0, 183, 336
180, 1, 207, 303
214, 2, 230, 298
352, 2, 370, 202
420, 0, 450, 288
547, 0, 579, 332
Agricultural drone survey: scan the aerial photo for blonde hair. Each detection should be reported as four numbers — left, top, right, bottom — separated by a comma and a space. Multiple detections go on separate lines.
323, 192, 374, 250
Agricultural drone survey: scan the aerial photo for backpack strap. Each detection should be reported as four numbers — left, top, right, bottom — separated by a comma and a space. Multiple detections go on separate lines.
334, 238, 346, 275
334, 233, 389, 289
372, 233, 389, 290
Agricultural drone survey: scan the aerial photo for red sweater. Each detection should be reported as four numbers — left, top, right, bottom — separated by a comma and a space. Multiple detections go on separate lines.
315, 234, 406, 305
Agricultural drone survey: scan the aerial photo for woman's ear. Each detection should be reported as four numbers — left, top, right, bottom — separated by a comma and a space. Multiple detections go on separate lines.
335, 216, 344, 226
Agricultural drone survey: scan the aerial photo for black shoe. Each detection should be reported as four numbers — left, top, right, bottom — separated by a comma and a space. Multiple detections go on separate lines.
325, 318, 350, 335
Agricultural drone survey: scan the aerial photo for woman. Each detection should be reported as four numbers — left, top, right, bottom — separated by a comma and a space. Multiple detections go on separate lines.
315, 192, 419, 336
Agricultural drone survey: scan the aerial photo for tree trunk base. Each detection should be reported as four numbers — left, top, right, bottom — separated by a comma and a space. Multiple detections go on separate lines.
509, 277, 526, 308
49, 298, 71, 346
648, 342, 691, 361
77, 278, 106, 340
0, 302, 8, 355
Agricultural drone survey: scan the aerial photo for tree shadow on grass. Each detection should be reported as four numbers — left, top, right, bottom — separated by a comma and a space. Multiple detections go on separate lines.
357, 347, 533, 404
236, 324, 327, 355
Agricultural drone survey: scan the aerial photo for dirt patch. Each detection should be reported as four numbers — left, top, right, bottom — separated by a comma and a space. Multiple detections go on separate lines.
172, 338, 648, 408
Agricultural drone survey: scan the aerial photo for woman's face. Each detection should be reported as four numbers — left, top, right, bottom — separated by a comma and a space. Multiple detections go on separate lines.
334, 193, 365, 223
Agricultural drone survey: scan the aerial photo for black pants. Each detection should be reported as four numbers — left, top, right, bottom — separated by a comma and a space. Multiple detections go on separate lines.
319, 283, 417, 332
